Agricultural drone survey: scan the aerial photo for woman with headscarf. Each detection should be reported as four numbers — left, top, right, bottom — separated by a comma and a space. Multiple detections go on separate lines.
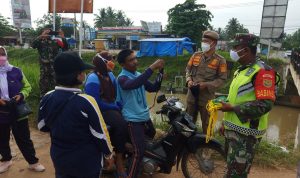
0, 46, 45, 173
84, 51, 127, 178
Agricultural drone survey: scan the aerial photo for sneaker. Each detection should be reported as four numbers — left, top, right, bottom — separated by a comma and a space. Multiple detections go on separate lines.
0, 160, 13, 174
28, 163, 45, 172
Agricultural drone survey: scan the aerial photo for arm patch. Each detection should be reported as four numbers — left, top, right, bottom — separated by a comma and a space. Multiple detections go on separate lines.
254, 69, 276, 101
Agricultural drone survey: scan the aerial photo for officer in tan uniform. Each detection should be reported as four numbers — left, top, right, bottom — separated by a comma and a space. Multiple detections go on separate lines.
185, 30, 227, 133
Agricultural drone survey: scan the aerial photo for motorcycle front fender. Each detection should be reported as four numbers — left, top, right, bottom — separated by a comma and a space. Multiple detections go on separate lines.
186, 133, 224, 153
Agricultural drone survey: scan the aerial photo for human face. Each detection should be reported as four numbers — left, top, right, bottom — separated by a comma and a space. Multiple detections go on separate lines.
201, 38, 216, 52
77, 72, 86, 85
231, 45, 248, 64
122, 52, 138, 72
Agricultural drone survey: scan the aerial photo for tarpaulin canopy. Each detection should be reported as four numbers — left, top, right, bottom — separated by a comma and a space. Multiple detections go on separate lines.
137, 37, 194, 57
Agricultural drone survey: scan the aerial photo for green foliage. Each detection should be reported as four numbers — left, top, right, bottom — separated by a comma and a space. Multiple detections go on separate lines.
34, 14, 62, 34
282, 29, 300, 49
0, 14, 16, 37
94, 7, 133, 28
166, 0, 212, 43
224, 18, 249, 40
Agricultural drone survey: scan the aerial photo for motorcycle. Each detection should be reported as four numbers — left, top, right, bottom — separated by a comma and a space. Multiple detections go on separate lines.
104, 94, 226, 178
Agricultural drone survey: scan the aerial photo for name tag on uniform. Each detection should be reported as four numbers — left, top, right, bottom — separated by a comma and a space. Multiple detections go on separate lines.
245, 68, 255, 76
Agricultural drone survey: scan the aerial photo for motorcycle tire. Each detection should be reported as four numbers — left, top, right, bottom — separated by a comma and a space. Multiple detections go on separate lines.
181, 144, 226, 178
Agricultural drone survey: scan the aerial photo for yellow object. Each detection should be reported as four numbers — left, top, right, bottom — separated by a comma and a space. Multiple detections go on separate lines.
94, 39, 109, 52
206, 100, 222, 143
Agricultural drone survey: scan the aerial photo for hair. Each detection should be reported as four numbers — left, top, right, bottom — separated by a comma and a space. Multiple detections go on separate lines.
117, 49, 134, 64
0, 46, 8, 56
55, 72, 82, 86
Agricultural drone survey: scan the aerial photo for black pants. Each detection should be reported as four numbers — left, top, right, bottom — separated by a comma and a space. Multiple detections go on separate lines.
127, 120, 156, 178
55, 172, 100, 178
102, 110, 128, 153
0, 119, 38, 164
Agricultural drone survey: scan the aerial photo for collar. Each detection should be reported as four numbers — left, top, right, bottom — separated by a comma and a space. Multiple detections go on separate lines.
55, 86, 82, 93
237, 56, 260, 71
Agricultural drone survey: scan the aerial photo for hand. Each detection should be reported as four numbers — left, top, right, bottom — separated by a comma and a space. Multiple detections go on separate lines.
0, 99, 6, 106
13, 95, 22, 102
40, 29, 50, 39
150, 59, 164, 71
187, 80, 194, 88
220, 102, 234, 112
104, 156, 115, 171
219, 123, 225, 136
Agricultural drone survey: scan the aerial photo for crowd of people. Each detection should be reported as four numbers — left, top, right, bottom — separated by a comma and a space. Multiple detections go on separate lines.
0, 29, 280, 178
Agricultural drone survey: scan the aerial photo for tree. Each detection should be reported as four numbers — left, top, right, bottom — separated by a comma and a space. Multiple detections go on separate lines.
282, 29, 300, 49
35, 14, 62, 34
166, 0, 212, 43
94, 7, 133, 28
0, 14, 15, 38
224, 18, 249, 40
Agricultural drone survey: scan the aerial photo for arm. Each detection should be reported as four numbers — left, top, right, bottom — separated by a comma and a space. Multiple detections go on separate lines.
118, 68, 153, 90
85, 96, 113, 155
37, 95, 51, 132
185, 55, 195, 84
84, 82, 119, 111
20, 72, 32, 100
233, 100, 273, 120
31, 37, 41, 49
202, 58, 227, 90
144, 73, 162, 92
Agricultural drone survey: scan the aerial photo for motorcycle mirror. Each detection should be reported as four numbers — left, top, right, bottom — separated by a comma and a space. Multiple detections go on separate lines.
157, 94, 167, 103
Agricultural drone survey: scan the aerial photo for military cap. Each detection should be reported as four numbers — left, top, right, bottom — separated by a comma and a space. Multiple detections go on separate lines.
202, 30, 219, 40
229, 33, 260, 47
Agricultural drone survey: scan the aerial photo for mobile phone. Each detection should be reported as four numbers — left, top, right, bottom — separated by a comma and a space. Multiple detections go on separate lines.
48, 31, 59, 36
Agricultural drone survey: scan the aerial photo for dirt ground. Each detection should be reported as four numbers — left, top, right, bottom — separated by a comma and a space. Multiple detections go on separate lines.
0, 128, 297, 178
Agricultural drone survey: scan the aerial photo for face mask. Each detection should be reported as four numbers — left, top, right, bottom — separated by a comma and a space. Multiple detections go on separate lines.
106, 61, 115, 71
201, 42, 211, 53
0, 56, 7, 66
230, 48, 245, 62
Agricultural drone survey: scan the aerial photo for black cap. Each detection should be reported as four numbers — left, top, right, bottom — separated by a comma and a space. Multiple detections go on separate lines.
54, 51, 94, 76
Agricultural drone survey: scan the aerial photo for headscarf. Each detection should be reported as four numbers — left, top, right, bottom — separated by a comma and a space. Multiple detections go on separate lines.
92, 52, 116, 102
0, 46, 13, 100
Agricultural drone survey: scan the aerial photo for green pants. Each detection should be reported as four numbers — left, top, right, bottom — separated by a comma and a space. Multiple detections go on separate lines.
224, 130, 261, 178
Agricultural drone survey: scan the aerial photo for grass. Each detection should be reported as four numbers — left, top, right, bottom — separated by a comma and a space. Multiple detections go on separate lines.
6, 48, 299, 168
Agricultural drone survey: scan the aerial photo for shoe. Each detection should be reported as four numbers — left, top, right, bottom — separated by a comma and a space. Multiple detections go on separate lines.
28, 163, 45, 172
0, 160, 13, 174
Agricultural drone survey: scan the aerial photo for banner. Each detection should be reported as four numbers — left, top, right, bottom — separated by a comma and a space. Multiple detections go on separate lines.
49, 0, 93, 13
11, 0, 32, 28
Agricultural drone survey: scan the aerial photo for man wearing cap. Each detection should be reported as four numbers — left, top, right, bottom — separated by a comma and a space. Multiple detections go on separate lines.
219, 33, 279, 177
32, 28, 69, 98
37, 51, 113, 178
185, 30, 227, 133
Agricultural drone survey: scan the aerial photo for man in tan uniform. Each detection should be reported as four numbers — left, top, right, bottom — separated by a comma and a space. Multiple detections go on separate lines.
186, 30, 227, 133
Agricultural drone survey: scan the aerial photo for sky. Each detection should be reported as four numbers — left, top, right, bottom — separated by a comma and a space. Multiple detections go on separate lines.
1, 0, 300, 35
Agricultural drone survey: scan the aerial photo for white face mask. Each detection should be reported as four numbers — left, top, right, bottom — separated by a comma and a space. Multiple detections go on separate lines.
230, 48, 245, 62
201, 42, 211, 53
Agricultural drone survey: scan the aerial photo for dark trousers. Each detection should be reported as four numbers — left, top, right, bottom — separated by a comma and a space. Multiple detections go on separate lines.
0, 119, 38, 164
127, 120, 156, 178
102, 110, 128, 153
186, 103, 209, 134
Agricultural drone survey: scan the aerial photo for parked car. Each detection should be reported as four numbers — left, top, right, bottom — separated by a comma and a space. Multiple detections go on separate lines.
86, 43, 95, 49
285, 50, 292, 58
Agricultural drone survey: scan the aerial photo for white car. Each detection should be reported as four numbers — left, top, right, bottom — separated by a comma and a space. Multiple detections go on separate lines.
284, 50, 292, 58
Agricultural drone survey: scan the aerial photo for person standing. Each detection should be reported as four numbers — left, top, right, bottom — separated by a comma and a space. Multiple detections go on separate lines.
38, 51, 113, 178
220, 33, 279, 178
116, 49, 164, 178
32, 28, 69, 98
0, 46, 45, 173
185, 30, 227, 133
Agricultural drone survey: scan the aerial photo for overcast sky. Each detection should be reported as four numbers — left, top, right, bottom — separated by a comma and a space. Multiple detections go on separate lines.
1, 0, 300, 35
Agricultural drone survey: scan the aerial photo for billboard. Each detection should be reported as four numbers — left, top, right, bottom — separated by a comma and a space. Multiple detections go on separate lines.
259, 0, 289, 47
49, 0, 93, 13
61, 17, 74, 27
11, 0, 32, 28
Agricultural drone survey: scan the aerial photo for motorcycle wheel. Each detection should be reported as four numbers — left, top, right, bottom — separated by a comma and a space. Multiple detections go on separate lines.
181, 144, 226, 178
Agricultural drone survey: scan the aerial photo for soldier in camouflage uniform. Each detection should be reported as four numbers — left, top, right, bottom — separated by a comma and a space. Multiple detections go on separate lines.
32, 29, 68, 98
220, 34, 279, 178
185, 30, 227, 133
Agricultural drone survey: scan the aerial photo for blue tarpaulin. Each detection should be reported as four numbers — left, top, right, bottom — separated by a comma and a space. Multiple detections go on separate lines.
137, 37, 194, 57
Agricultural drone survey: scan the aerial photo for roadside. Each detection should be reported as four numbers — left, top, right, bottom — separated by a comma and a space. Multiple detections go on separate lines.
0, 128, 297, 178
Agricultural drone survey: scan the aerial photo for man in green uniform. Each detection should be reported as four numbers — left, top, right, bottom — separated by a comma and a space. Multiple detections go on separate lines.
220, 33, 279, 178
32, 28, 69, 98
185, 30, 227, 133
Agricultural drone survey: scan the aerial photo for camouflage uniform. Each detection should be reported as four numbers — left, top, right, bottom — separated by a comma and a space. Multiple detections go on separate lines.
32, 37, 68, 97
186, 51, 227, 133
223, 33, 278, 178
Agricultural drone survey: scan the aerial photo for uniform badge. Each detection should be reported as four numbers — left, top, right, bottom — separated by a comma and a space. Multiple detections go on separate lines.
245, 68, 255, 76
263, 79, 272, 88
